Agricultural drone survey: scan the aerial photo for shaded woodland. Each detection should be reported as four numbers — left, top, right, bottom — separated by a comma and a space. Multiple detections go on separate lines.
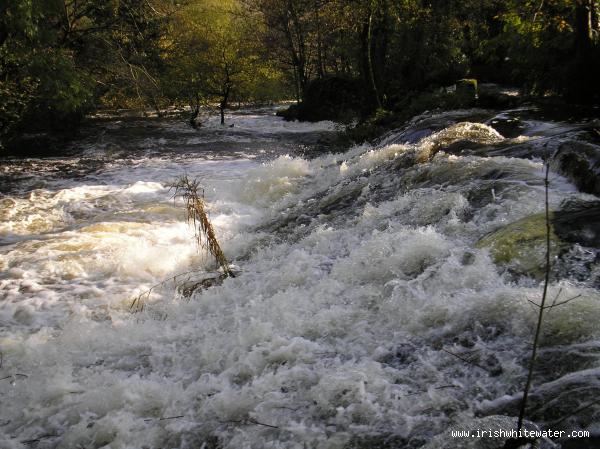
1, 0, 599, 150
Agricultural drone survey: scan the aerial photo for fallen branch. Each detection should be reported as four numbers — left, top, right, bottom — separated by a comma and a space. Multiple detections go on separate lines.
143, 415, 185, 422
0, 373, 29, 381
130, 268, 213, 312
442, 348, 495, 374
220, 418, 279, 429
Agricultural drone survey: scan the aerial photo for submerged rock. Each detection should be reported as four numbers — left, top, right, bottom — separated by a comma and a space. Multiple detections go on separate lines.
487, 115, 527, 138
414, 121, 504, 163
420, 415, 557, 449
443, 120, 600, 197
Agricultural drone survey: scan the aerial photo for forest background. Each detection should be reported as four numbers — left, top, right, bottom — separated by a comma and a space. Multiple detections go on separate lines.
1, 0, 599, 152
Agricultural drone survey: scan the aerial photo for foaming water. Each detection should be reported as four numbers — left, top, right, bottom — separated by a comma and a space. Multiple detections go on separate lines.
1, 108, 599, 448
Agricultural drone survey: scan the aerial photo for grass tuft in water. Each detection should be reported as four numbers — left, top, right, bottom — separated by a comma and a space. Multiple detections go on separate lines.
170, 175, 234, 278
129, 175, 234, 312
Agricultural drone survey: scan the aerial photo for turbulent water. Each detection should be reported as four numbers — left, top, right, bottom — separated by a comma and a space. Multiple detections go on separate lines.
1, 106, 599, 448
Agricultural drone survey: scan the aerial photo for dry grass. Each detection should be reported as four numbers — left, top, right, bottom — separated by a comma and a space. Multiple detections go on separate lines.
129, 175, 234, 312
170, 175, 234, 278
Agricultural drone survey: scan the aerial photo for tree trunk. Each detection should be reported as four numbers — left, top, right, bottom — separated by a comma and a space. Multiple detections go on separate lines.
292, 66, 301, 103
571, 0, 597, 101
576, 0, 594, 48
189, 93, 200, 128
367, 1, 382, 109
286, 0, 308, 98
220, 85, 230, 126
315, 1, 324, 78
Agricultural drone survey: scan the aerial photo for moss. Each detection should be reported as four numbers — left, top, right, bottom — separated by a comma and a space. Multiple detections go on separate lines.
456, 78, 478, 97
476, 213, 567, 278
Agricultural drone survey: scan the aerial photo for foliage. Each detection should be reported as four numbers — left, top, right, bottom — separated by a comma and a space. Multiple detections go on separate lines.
163, 0, 288, 125
248, 0, 600, 118
0, 0, 170, 149
1, 0, 599, 150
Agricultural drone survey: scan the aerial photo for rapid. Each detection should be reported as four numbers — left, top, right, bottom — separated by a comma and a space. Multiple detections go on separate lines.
1, 106, 599, 448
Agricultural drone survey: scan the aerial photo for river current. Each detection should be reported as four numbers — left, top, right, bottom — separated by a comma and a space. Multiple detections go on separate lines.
1, 107, 599, 448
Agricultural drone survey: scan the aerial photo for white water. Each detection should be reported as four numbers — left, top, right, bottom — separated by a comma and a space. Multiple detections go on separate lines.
1, 109, 599, 448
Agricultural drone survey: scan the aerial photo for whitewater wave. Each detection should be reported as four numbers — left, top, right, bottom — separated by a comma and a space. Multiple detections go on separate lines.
1, 110, 599, 448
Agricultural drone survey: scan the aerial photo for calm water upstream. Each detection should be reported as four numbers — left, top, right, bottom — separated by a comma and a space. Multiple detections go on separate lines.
1, 106, 599, 448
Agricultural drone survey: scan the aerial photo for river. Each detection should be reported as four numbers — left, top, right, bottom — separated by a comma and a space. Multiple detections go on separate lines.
1, 106, 599, 448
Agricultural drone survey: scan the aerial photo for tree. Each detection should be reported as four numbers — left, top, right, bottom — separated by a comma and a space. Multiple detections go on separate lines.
164, 0, 286, 126
0, 0, 170, 149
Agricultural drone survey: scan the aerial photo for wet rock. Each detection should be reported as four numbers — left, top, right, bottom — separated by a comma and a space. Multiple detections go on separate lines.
560, 436, 600, 449
478, 368, 600, 425
378, 110, 493, 146
553, 200, 600, 247
442, 139, 489, 154
552, 139, 600, 196
476, 213, 566, 278
477, 199, 600, 278
319, 185, 365, 215
420, 415, 558, 449
534, 342, 600, 380
376, 342, 420, 367
456, 79, 478, 102
91, 305, 112, 322
177, 273, 228, 298
13, 306, 34, 325
346, 433, 411, 449
400, 122, 504, 165
487, 115, 527, 138
440, 121, 600, 197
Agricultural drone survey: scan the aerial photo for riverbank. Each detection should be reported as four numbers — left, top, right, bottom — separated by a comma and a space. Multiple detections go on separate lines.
277, 81, 600, 151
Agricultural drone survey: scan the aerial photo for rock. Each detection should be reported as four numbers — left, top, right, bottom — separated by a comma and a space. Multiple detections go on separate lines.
420, 415, 558, 449
176, 273, 228, 298
478, 368, 600, 428
553, 200, 600, 247
551, 139, 600, 196
478, 83, 522, 109
456, 79, 478, 101
487, 114, 527, 138
474, 199, 599, 281
560, 436, 600, 449
476, 213, 566, 278
446, 125, 600, 197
